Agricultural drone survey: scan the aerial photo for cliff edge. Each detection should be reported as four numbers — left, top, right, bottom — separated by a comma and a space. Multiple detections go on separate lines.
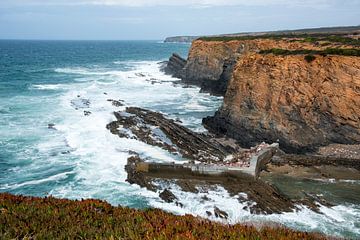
164, 31, 360, 153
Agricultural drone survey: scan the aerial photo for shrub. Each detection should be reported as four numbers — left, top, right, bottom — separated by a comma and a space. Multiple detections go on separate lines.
259, 48, 360, 57
304, 55, 316, 62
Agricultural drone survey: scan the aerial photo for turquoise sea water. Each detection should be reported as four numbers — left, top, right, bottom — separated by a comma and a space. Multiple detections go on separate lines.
0, 40, 359, 238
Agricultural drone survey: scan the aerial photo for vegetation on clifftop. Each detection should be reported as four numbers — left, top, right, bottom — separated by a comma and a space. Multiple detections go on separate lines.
198, 33, 360, 46
0, 193, 329, 239
259, 48, 360, 57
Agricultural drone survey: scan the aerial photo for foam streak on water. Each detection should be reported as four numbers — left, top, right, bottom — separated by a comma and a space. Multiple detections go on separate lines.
0, 41, 359, 239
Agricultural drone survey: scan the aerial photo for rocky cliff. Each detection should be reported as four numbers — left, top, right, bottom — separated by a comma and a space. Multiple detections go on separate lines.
204, 53, 360, 153
167, 34, 360, 153
173, 38, 341, 95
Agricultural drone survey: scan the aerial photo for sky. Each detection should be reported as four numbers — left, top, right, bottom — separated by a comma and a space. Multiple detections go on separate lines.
0, 0, 359, 40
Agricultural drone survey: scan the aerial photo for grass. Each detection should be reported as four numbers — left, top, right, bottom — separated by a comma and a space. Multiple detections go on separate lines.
198, 33, 360, 46
259, 48, 360, 57
0, 193, 329, 240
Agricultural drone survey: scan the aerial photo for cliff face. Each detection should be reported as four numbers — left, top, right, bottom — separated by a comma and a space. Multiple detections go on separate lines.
175, 37, 360, 153
204, 53, 360, 152
182, 39, 334, 95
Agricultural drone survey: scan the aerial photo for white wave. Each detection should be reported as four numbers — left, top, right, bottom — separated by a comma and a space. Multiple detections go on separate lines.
54, 67, 125, 76
42, 60, 220, 205
30, 84, 67, 90
0, 171, 73, 190
146, 182, 360, 238
339, 179, 360, 184
8, 59, 359, 238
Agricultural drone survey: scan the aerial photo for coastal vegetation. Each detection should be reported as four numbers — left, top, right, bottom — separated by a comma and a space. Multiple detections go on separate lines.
259, 48, 360, 57
198, 34, 360, 46
0, 193, 328, 240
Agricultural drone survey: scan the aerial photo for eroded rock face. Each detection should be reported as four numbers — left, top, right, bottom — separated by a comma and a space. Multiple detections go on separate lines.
182, 40, 242, 95
179, 39, 331, 95
162, 53, 187, 79
204, 53, 360, 153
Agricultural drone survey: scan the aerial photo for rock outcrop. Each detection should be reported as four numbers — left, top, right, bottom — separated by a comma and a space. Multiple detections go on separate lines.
106, 107, 237, 162
164, 34, 360, 153
204, 53, 360, 153
162, 53, 186, 79
182, 40, 241, 95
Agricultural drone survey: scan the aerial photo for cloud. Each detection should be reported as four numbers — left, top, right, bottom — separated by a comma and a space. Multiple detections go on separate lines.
0, 0, 337, 8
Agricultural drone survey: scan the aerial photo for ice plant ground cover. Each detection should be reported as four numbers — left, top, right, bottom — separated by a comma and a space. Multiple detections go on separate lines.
0, 193, 328, 240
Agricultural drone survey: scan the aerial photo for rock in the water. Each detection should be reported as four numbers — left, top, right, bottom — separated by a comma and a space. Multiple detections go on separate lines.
107, 107, 236, 162
159, 189, 177, 203
84, 111, 91, 116
214, 207, 228, 219
107, 99, 124, 107
162, 53, 187, 79
48, 123, 56, 129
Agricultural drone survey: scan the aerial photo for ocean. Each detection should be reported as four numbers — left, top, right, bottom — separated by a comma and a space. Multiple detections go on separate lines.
0, 40, 359, 238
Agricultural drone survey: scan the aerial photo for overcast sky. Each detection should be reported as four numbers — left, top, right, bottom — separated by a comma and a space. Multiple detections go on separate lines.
0, 0, 359, 40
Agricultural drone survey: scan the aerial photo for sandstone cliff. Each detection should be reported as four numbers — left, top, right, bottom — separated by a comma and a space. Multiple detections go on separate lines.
180, 38, 350, 95
204, 53, 360, 152
170, 35, 360, 153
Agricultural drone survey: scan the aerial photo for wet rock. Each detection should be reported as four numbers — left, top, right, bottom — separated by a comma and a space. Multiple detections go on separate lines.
84, 111, 92, 116
159, 189, 177, 203
124, 155, 156, 191
48, 123, 56, 129
107, 107, 235, 162
206, 211, 212, 216
124, 155, 312, 214
107, 99, 124, 107
214, 207, 228, 219
177, 181, 199, 193
135, 73, 146, 77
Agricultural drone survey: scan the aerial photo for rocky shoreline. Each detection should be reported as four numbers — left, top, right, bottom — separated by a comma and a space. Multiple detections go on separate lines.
162, 32, 360, 154
121, 30, 360, 219
104, 106, 360, 219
